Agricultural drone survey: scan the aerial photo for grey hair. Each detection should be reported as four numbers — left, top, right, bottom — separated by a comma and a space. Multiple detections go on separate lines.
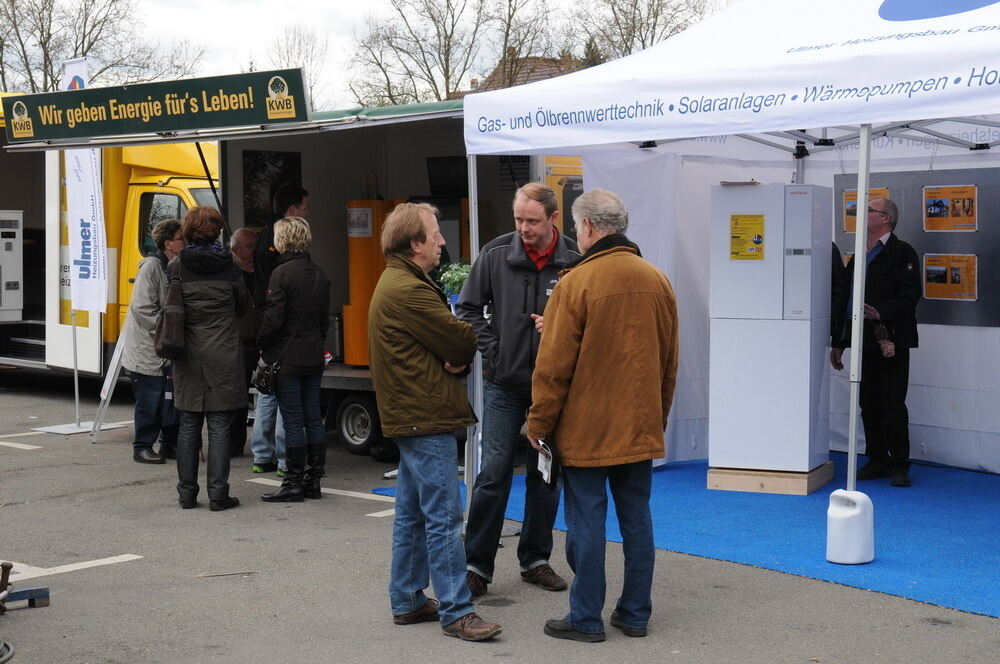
229, 227, 255, 249
876, 197, 899, 229
571, 188, 628, 234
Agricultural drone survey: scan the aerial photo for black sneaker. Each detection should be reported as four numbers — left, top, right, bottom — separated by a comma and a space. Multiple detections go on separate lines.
209, 496, 240, 512
857, 461, 891, 481
610, 611, 647, 637
543, 618, 605, 643
891, 465, 912, 487
133, 448, 165, 464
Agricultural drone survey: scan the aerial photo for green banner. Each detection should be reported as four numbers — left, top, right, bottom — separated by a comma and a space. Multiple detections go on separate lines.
2, 69, 310, 143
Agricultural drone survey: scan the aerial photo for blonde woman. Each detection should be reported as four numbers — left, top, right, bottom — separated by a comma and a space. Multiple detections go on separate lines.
258, 217, 331, 502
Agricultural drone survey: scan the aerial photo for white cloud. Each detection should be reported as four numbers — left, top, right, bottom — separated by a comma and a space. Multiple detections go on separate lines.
136, 0, 377, 109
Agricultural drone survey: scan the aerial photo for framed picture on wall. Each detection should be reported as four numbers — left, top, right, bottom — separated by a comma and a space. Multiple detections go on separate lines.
242, 150, 302, 231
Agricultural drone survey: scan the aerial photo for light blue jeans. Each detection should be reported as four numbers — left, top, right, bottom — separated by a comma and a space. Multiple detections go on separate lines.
250, 392, 286, 469
389, 432, 474, 626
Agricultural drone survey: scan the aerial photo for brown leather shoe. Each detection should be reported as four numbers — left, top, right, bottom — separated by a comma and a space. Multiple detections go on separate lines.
467, 571, 488, 597
442, 612, 501, 641
521, 564, 568, 591
393, 598, 439, 625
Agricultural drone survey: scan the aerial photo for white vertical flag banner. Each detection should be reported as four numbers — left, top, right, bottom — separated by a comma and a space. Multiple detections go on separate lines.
61, 58, 108, 314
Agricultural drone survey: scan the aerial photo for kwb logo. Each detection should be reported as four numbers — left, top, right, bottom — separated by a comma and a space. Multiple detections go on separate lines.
9, 100, 34, 139
879, 0, 999, 21
265, 76, 296, 120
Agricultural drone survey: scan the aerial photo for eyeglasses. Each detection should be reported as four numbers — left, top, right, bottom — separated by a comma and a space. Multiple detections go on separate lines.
867, 207, 888, 216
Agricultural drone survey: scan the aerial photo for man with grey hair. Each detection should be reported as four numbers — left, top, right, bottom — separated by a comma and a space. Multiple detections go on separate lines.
831, 196, 920, 487
527, 188, 679, 642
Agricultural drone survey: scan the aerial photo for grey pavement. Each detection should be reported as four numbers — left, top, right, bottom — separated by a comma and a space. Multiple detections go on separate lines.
0, 368, 997, 663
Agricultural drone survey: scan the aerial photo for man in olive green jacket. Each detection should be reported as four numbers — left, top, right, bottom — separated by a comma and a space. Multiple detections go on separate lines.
368, 202, 501, 642
527, 189, 679, 643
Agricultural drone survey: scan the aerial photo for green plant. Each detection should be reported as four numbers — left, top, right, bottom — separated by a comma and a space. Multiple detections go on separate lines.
439, 261, 471, 295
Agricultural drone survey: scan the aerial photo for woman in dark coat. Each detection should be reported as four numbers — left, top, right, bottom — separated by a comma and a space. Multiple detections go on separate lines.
258, 217, 331, 502
172, 206, 250, 511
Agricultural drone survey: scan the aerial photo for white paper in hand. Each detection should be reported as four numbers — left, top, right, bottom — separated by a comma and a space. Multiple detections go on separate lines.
537, 441, 553, 484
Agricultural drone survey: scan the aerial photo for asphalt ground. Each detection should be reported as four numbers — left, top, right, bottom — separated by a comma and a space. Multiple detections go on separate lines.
1, 368, 998, 663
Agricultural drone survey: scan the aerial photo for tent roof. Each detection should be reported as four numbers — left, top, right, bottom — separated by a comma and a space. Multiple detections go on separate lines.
463, 0, 1000, 155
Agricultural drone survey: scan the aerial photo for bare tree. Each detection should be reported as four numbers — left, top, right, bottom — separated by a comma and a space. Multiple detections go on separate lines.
266, 24, 332, 110
0, 0, 202, 93
349, 0, 489, 106
483, 0, 552, 89
574, 0, 708, 60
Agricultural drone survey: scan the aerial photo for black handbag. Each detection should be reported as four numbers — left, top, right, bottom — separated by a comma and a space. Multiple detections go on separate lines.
153, 264, 184, 359
253, 270, 320, 394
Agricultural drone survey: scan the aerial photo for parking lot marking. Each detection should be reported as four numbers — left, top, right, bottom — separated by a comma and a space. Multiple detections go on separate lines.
365, 508, 397, 518
7, 554, 143, 582
0, 430, 46, 439
247, 478, 396, 505
0, 440, 42, 450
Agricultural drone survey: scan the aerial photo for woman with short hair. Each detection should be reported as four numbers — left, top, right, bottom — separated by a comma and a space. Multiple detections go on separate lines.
122, 218, 185, 464
172, 206, 250, 511
258, 216, 331, 502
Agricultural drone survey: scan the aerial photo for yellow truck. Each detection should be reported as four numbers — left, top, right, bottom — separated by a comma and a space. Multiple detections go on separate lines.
0, 94, 218, 372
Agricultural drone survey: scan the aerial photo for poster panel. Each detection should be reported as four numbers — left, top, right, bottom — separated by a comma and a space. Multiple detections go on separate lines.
842, 187, 889, 233
924, 254, 977, 301
923, 185, 978, 232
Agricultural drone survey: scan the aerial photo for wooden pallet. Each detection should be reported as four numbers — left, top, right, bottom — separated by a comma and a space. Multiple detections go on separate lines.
707, 461, 835, 495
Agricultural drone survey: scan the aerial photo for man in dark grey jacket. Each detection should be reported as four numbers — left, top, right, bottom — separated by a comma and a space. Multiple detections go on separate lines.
457, 182, 580, 596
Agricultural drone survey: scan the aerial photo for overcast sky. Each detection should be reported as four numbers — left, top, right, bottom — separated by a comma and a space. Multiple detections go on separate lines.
136, 0, 379, 110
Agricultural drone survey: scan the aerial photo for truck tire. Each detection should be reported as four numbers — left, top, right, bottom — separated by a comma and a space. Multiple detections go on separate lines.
336, 395, 382, 455
370, 438, 400, 463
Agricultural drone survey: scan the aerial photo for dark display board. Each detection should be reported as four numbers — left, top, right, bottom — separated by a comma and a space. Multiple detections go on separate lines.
834, 168, 1000, 327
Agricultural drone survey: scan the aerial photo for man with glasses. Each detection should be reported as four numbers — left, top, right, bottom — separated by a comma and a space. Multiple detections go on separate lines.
831, 197, 921, 487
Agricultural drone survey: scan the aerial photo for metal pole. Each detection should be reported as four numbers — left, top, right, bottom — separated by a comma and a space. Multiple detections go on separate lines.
464, 154, 482, 517
71, 309, 81, 427
846, 123, 873, 493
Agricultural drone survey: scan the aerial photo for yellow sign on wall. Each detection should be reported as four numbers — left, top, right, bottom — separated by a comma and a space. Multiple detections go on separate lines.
843, 187, 890, 233
924, 254, 977, 301
923, 185, 977, 232
729, 215, 765, 260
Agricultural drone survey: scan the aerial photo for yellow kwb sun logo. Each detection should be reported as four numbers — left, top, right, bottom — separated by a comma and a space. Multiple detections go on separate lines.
9, 100, 35, 139
265, 76, 296, 120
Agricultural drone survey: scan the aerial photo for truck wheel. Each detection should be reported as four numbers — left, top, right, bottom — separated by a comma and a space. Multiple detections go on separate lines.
370, 438, 400, 463
336, 395, 381, 455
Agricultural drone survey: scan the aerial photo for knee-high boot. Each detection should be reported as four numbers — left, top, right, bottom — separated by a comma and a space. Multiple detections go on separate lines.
262, 445, 305, 502
303, 443, 327, 499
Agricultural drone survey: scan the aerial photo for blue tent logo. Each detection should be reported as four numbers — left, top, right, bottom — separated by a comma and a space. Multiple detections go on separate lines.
880, 0, 999, 21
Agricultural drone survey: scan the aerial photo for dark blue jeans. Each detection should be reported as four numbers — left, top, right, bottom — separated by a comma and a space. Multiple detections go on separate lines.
274, 374, 325, 450
130, 367, 179, 452
465, 380, 560, 581
390, 433, 474, 626
562, 461, 654, 634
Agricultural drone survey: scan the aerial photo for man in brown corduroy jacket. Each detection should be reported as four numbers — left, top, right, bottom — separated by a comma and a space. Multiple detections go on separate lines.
527, 189, 679, 643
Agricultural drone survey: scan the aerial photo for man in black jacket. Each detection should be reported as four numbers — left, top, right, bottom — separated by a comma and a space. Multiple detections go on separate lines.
457, 183, 580, 596
831, 197, 921, 487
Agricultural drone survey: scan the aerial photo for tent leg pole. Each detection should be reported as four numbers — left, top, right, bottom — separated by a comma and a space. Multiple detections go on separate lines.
846, 123, 873, 492
464, 154, 482, 524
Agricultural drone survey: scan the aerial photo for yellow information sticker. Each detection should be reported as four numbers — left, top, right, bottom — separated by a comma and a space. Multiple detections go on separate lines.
923, 185, 977, 232
729, 215, 765, 261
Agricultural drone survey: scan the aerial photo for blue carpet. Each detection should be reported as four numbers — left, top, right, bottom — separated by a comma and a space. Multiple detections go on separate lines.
373, 453, 1000, 618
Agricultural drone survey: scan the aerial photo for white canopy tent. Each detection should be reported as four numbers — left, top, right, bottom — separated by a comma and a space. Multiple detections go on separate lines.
462, 0, 1000, 476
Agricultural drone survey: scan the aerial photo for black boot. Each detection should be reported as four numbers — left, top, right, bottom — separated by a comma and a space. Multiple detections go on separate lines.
262, 446, 305, 502
303, 443, 327, 499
